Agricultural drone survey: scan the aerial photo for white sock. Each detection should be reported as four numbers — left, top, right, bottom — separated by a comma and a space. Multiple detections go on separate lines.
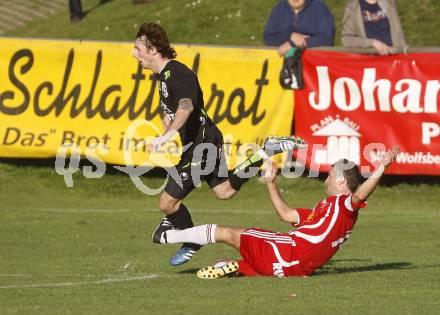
165, 224, 217, 245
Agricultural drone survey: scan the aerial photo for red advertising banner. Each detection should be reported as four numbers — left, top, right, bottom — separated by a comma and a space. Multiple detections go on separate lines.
294, 50, 440, 175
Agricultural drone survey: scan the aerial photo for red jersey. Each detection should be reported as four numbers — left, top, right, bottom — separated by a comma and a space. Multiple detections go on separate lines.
238, 194, 366, 277
287, 194, 366, 276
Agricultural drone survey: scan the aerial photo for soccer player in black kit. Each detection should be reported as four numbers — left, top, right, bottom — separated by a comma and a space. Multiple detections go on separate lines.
133, 22, 306, 266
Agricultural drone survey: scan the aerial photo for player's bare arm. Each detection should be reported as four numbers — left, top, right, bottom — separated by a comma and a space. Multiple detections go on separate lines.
352, 146, 400, 205
265, 162, 299, 224
177, 98, 194, 111
165, 98, 194, 132
148, 98, 194, 153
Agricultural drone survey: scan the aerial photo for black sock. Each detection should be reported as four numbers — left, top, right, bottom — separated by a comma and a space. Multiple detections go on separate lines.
166, 204, 201, 250
228, 151, 265, 191
166, 204, 193, 229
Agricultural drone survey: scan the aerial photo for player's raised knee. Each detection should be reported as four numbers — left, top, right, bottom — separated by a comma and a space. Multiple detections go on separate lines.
158, 194, 180, 214
212, 182, 237, 200
215, 226, 243, 249
213, 191, 233, 200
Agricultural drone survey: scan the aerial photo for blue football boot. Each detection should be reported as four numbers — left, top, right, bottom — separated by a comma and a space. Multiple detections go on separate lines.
169, 244, 201, 266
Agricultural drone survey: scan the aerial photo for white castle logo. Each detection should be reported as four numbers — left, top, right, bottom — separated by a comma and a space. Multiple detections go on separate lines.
312, 118, 361, 165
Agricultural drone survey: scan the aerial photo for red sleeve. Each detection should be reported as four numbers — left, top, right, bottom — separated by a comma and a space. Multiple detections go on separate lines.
292, 208, 313, 227
344, 194, 367, 212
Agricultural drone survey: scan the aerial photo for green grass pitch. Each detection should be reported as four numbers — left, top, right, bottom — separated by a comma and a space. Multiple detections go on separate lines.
1, 162, 439, 314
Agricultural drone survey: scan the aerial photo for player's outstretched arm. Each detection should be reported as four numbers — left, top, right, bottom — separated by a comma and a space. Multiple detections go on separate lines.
265, 161, 299, 224
352, 146, 400, 204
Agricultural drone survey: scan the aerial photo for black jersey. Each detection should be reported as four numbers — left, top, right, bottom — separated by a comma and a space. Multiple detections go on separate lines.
156, 60, 216, 145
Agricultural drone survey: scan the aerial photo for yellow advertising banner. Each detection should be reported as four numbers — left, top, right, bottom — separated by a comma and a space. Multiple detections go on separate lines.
0, 38, 294, 168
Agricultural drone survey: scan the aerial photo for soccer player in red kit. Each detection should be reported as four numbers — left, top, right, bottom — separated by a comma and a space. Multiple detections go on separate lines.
153, 146, 400, 278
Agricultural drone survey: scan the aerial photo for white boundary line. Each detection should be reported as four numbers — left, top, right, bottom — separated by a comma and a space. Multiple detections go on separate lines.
0, 274, 158, 289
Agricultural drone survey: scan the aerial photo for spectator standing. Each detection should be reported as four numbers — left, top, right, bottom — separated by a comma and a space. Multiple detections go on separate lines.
342, 0, 406, 55
264, 0, 336, 55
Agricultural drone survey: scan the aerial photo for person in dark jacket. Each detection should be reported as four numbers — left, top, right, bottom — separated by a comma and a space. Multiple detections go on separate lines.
68, 0, 85, 23
264, 0, 335, 55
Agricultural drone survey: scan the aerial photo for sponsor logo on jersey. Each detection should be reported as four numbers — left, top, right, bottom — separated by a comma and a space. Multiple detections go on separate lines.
305, 211, 316, 223
160, 101, 174, 120
180, 172, 189, 181
161, 81, 169, 98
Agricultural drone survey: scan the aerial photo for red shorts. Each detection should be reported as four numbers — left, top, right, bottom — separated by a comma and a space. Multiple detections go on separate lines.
238, 228, 304, 277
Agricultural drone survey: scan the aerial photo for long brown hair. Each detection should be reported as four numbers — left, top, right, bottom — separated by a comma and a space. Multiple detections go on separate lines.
136, 22, 177, 59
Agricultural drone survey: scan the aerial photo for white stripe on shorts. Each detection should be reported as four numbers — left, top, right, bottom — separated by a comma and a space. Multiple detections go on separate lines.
244, 229, 292, 238
242, 230, 293, 242
242, 231, 291, 241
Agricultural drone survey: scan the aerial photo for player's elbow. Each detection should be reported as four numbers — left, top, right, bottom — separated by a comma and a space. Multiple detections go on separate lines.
353, 191, 367, 203
278, 212, 294, 223
179, 106, 194, 116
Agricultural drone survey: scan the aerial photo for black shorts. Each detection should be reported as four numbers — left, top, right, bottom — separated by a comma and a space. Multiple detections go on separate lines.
164, 124, 228, 200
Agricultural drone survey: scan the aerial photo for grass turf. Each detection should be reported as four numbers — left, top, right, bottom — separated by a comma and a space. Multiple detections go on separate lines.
5, 0, 440, 47
0, 162, 439, 314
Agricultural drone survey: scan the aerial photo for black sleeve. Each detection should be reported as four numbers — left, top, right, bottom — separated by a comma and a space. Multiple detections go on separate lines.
170, 71, 198, 106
